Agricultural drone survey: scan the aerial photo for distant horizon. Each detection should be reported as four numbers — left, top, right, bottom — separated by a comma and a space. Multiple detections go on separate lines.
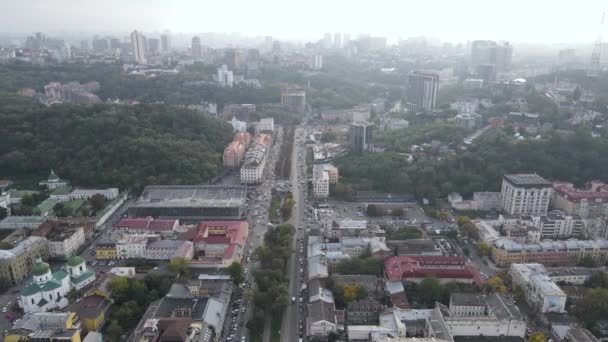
0, 30, 599, 50
1, 0, 607, 45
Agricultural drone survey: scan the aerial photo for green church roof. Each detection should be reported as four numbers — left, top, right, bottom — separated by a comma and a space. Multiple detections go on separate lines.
32, 262, 50, 276
66, 255, 85, 267
48, 169, 59, 181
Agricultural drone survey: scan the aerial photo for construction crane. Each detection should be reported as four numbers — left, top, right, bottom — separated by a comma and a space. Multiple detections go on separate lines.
588, 12, 605, 77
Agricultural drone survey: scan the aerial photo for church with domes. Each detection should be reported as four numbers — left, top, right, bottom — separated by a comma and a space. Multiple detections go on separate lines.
19, 256, 95, 313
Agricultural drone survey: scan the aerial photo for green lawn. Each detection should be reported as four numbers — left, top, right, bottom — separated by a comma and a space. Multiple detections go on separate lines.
64, 199, 85, 212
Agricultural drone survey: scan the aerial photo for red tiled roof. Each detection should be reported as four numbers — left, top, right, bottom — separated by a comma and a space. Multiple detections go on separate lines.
553, 181, 608, 203
186, 221, 248, 263
223, 244, 238, 260
204, 236, 231, 244
254, 134, 272, 148
147, 220, 177, 231
115, 218, 177, 231
115, 218, 152, 229
384, 255, 478, 283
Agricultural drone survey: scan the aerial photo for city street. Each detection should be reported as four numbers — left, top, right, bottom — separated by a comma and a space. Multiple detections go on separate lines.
219, 126, 284, 342
281, 126, 307, 342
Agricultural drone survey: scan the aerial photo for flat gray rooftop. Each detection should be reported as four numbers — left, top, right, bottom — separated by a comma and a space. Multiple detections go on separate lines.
504, 174, 551, 186
132, 185, 247, 208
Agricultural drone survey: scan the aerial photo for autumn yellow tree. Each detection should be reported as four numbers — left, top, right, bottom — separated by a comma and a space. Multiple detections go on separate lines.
476, 241, 492, 256
528, 331, 546, 342
486, 277, 507, 294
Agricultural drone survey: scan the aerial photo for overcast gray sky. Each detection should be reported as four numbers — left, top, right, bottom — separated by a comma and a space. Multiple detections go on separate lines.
1, 0, 607, 44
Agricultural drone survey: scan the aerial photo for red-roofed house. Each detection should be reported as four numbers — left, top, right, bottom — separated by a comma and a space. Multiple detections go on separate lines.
254, 133, 272, 148
114, 218, 178, 237
185, 221, 249, 268
553, 181, 608, 218
384, 256, 483, 285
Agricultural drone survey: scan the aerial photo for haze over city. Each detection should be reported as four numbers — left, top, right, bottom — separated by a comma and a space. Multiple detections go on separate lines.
1, 0, 608, 44
3, 2, 608, 342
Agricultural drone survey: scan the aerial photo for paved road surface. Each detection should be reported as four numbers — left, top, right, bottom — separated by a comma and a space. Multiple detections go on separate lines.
220, 127, 284, 342
282, 126, 307, 342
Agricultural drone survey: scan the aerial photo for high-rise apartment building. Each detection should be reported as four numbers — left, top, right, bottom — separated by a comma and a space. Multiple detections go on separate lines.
343, 33, 351, 45
160, 33, 170, 53
349, 121, 374, 154
500, 174, 552, 216
323, 33, 333, 48
92, 37, 109, 52
309, 54, 323, 70
406, 72, 439, 112
217, 65, 234, 87
333, 32, 342, 48
130, 30, 147, 64
147, 38, 160, 54
281, 87, 306, 112
109, 38, 121, 50
192, 36, 202, 58
471, 40, 512, 72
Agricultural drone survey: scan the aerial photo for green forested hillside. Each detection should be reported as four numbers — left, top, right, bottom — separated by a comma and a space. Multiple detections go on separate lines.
336, 128, 608, 201
0, 95, 233, 191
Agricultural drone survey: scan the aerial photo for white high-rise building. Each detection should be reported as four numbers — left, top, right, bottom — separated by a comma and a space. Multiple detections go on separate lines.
130, 30, 147, 64
217, 65, 234, 87
500, 174, 552, 216
192, 36, 202, 58
160, 32, 170, 53
310, 54, 323, 70
333, 32, 342, 48
313, 164, 338, 198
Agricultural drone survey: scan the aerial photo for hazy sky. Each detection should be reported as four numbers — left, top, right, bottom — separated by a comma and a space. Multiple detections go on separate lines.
1, 0, 607, 44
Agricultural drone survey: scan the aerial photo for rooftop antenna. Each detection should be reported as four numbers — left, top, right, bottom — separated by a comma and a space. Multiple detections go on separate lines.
589, 12, 605, 77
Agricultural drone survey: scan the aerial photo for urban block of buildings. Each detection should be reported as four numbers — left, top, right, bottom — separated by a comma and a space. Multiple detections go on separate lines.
384, 256, 483, 285
0, 216, 47, 230
499, 209, 584, 241
312, 164, 339, 198
222, 104, 256, 121
240, 133, 272, 184
128, 185, 247, 222
406, 72, 439, 112
491, 237, 608, 267
43, 82, 101, 105
349, 121, 374, 154
185, 221, 249, 268
321, 106, 371, 123
501, 174, 553, 216
217, 64, 234, 87
19, 257, 95, 314
223, 132, 252, 169
31, 222, 85, 258
552, 181, 608, 219
258, 117, 275, 133
0, 236, 49, 285
509, 263, 567, 313
281, 86, 306, 112
5, 312, 82, 342
114, 217, 179, 237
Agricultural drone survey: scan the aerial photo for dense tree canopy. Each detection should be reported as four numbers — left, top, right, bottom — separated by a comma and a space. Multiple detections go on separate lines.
336, 128, 608, 200
0, 96, 233, 191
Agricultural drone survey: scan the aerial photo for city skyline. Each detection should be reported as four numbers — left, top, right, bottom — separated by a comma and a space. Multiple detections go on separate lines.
1, 0, 608, 44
